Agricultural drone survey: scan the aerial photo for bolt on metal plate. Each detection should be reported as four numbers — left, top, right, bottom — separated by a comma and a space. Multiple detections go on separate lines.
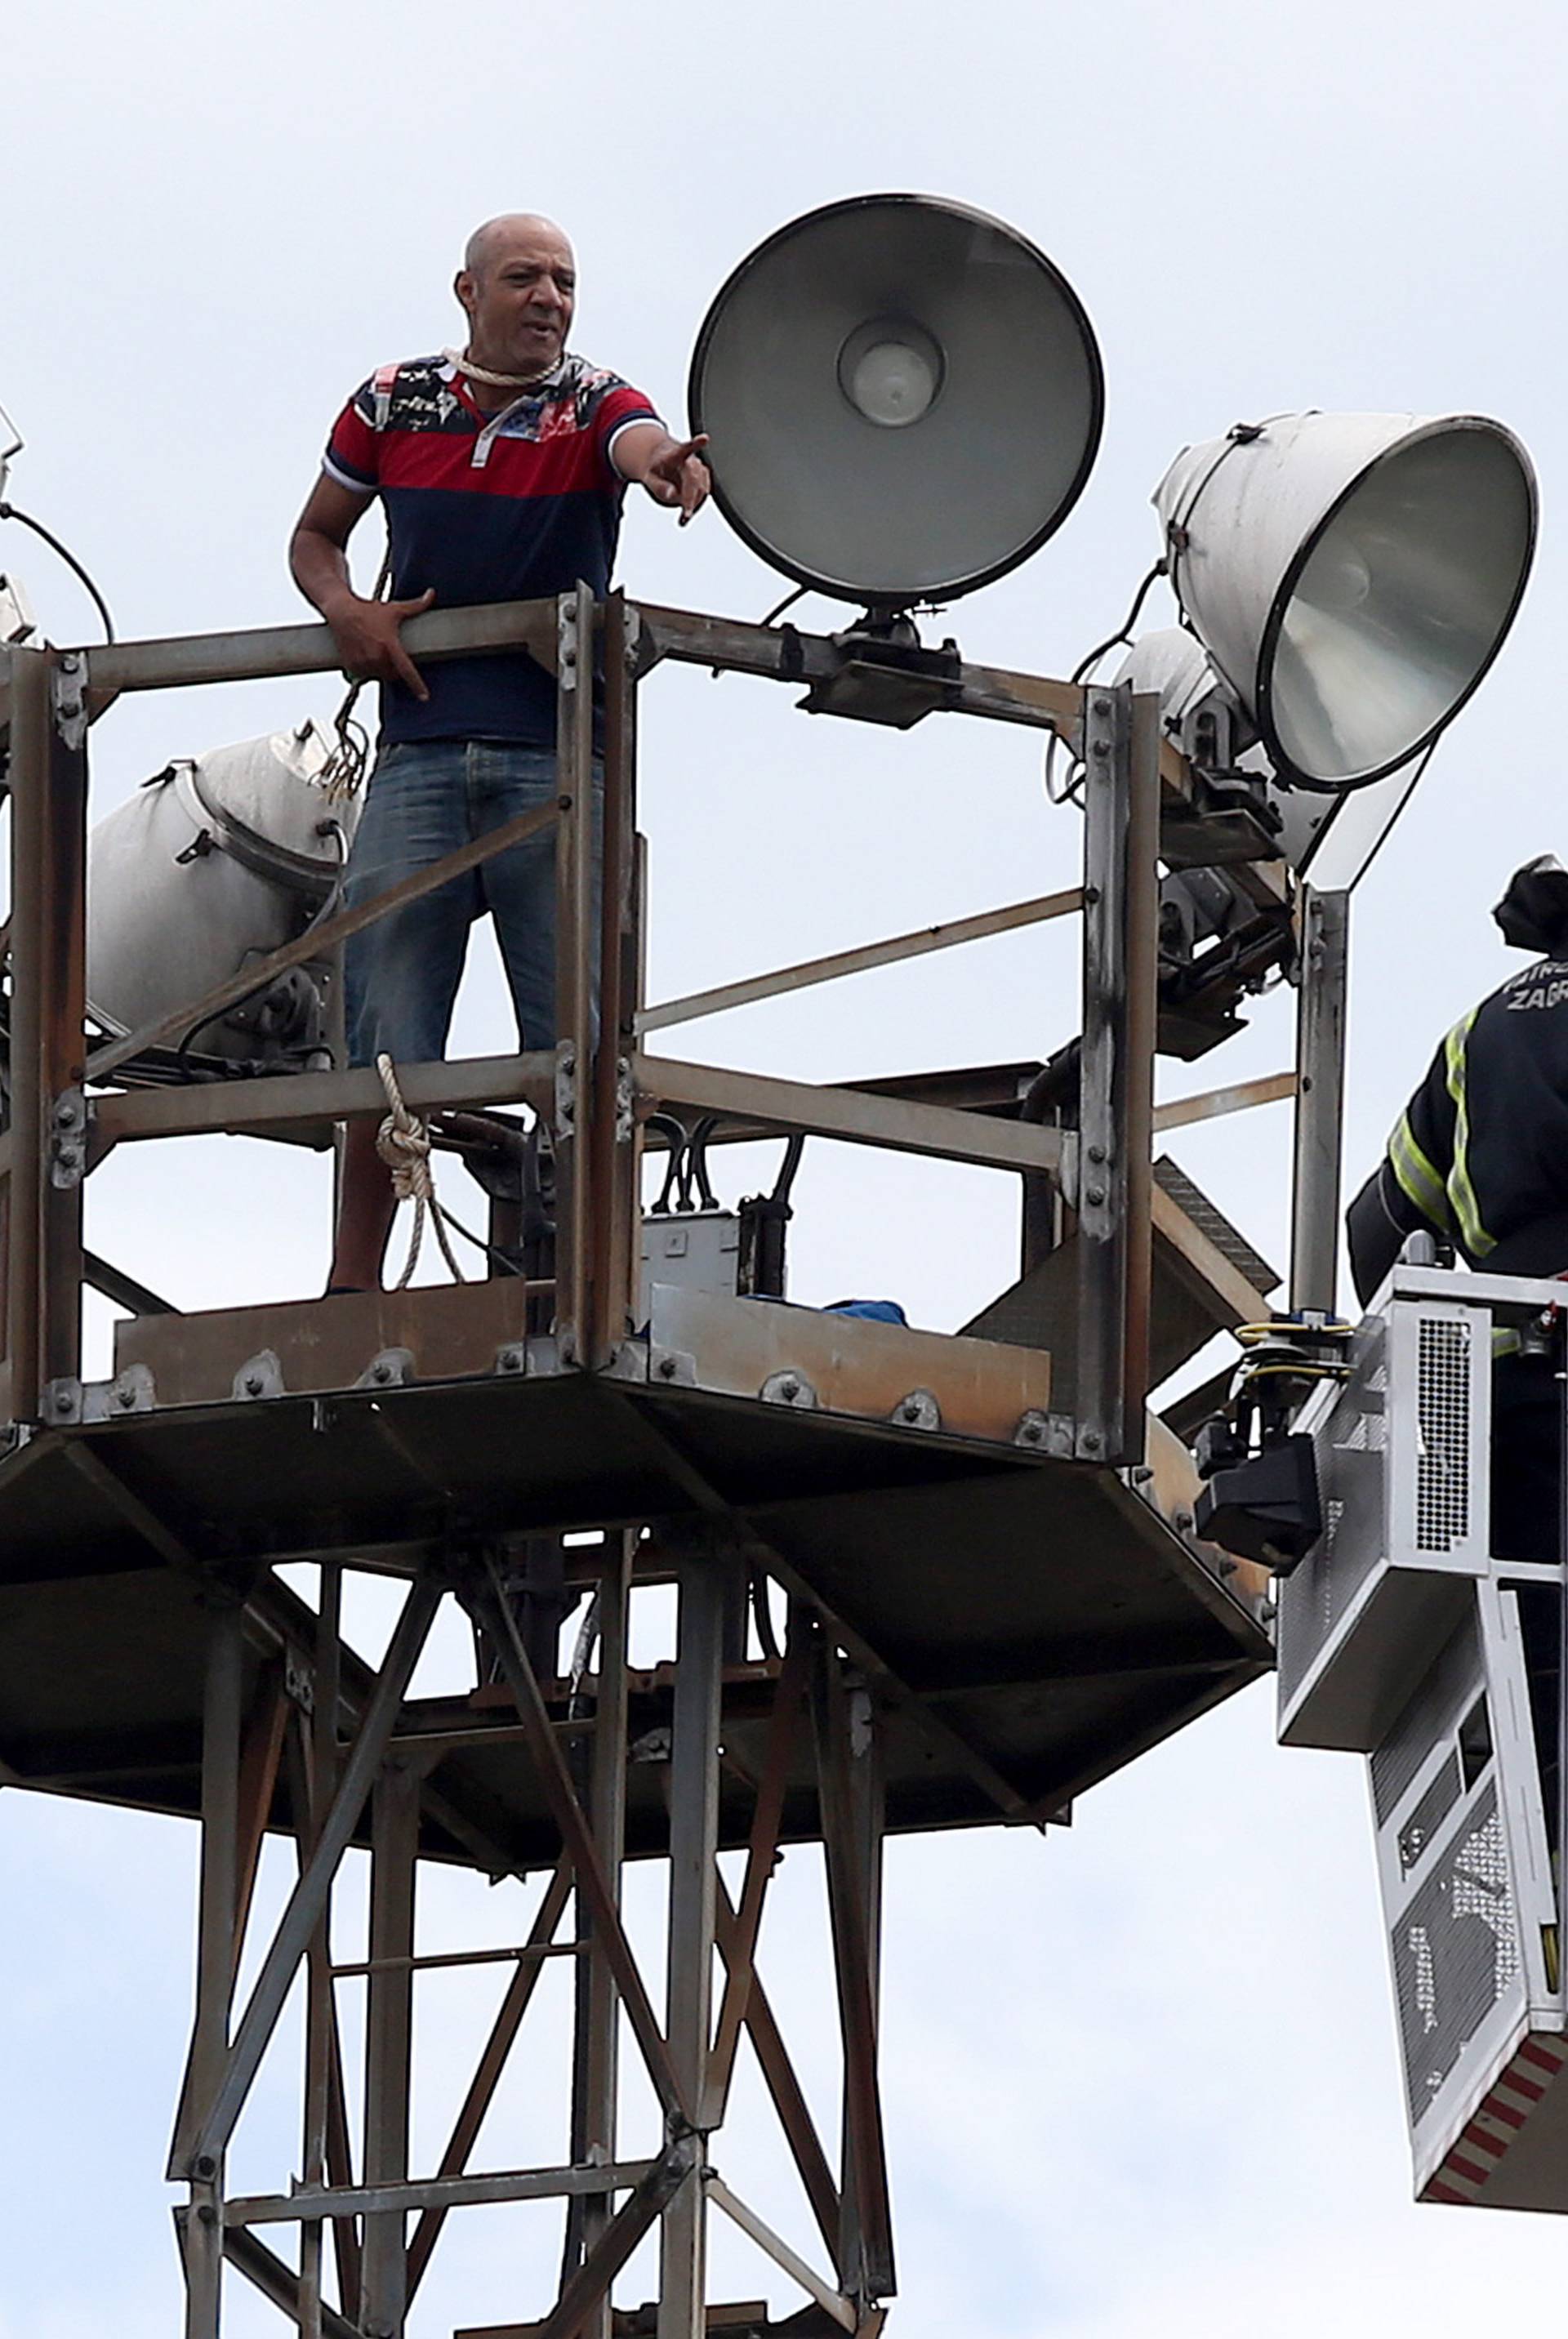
760, 1368, 817, 1410
233, 1349, 284, 1401
889, 1388, 940, 1432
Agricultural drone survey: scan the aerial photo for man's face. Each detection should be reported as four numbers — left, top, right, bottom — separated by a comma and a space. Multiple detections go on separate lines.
458, 222, 577, 378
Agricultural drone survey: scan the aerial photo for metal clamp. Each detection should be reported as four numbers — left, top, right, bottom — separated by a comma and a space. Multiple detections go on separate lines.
355, 1348, 414, 1391
615, 1055, 634, 1143
51, 651, 88, 751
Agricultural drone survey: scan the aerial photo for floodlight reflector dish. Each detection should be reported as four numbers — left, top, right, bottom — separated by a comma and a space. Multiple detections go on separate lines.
1155, 413, 1537, 790
689, 194, 1105, 607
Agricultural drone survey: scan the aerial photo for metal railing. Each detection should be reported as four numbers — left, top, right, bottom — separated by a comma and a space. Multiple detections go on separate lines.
0, 585, 1339, 1464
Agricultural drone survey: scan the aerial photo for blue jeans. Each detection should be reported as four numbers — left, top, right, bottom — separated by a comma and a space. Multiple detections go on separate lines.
342, 741, 599, 1070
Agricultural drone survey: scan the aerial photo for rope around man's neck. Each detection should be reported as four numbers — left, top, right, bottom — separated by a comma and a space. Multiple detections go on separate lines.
376, 1053, 466, 1288
443, 345, 559, 391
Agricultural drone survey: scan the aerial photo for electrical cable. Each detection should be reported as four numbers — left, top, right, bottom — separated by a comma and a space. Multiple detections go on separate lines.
760, 584, 808, 626
1044, 558, 1169, 809
0, 499, 114, 642
1068, 559, 1169, 690
319, 551, 392, 800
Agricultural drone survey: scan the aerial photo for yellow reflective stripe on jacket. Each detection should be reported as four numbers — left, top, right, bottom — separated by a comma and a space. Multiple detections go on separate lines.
1445, 1010, 1496, 1259
1388, 1109, 1452, 1232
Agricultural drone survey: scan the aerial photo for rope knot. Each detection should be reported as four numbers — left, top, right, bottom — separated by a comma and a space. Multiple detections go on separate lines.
374, 1054, 465, 1286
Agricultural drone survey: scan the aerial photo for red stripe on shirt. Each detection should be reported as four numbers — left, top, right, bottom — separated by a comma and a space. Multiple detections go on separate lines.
375, 425, 646, 499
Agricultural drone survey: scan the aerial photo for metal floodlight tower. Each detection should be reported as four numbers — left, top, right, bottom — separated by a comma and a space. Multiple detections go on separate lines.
0, 195, 1544, 2339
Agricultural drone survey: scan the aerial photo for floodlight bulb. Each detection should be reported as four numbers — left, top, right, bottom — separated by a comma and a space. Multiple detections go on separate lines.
1304, 544, 1373, 615
838, 319, 944, 430
851, 341, 932, 426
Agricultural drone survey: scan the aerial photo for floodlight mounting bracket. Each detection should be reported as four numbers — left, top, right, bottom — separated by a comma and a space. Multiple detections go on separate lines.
1160, 766, 1283, 870
797, 613, 963, 728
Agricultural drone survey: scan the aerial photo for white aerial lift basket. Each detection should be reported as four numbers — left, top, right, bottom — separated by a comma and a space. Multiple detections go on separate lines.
1277, 1265, 1568, 2208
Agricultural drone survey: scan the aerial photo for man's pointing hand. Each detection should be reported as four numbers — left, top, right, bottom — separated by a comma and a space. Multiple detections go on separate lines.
634, 431, 711, 525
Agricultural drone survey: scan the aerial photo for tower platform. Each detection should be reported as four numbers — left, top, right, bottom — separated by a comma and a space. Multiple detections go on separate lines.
0, 1281, 1269, 1860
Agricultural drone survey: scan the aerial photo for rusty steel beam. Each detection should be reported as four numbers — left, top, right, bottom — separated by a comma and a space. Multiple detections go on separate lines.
714, 1877, 840, 2264
466, 1553, 691, 2131
230, 1665, 290, 1970
1152, 1069, 1297, 1134
228, 2159, 660, 2227
639, 887, 1084, 1036
183, 1576, 443, 2177
555, 582, 597, 1356
223, 2227, 368, 2339
633, 604, 1083, 741
528, 2145, 697, 2339
76, 596, 558, 700
92, 1049, 555, 1147
811, 1638, 894, 2305
705, 1629, 810, 2125
635, 1054, 1065, 1178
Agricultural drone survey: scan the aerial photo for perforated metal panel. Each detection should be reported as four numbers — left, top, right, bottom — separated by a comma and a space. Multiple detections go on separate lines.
1372, 1612, 1484, 1826
1392, 1780, 1520, 2129
1399, 1753, 1463, 1875
1416, 1317, 1472, 1553
1277, 1321, 1388, 1709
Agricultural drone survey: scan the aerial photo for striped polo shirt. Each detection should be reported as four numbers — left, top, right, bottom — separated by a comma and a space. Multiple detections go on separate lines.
324, 352, 661, 745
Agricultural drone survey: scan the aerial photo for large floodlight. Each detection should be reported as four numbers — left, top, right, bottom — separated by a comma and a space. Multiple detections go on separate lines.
1154, 413, 1537, 790
690, 194, 1105, 608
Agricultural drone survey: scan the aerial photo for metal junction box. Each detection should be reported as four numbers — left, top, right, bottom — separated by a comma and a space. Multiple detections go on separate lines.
1277, 1265, 1568, 2210
639, 1210, 742, 1320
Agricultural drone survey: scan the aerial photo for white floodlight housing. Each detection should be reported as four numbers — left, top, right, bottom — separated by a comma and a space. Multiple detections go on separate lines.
689, 194, 1105, 609
1154, 413, 1537, 791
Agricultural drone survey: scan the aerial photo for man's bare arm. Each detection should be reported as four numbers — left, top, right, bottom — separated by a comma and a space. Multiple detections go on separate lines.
289, 474, 434, 701
612, 424, 711, 525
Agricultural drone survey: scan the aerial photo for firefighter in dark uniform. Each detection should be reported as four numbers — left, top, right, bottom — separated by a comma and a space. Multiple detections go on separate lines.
1347, 855, 1568, 1565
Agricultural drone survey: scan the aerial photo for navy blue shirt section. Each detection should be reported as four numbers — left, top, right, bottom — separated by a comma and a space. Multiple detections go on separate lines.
325, 354, 659, 746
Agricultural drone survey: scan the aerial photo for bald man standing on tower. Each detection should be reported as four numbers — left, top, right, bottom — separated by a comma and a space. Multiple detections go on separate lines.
290, 213, 709, 1292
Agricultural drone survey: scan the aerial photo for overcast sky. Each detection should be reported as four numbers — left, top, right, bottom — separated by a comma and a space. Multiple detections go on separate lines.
4, 2, 1567, 2333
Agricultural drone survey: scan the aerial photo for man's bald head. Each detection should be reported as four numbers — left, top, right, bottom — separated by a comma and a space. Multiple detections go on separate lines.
455, 216, 577, 385
462, 213, 573, 283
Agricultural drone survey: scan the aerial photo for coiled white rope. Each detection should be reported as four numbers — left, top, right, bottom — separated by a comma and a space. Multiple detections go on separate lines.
376, 1053, 466, 1289
443, 346, 559, 391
